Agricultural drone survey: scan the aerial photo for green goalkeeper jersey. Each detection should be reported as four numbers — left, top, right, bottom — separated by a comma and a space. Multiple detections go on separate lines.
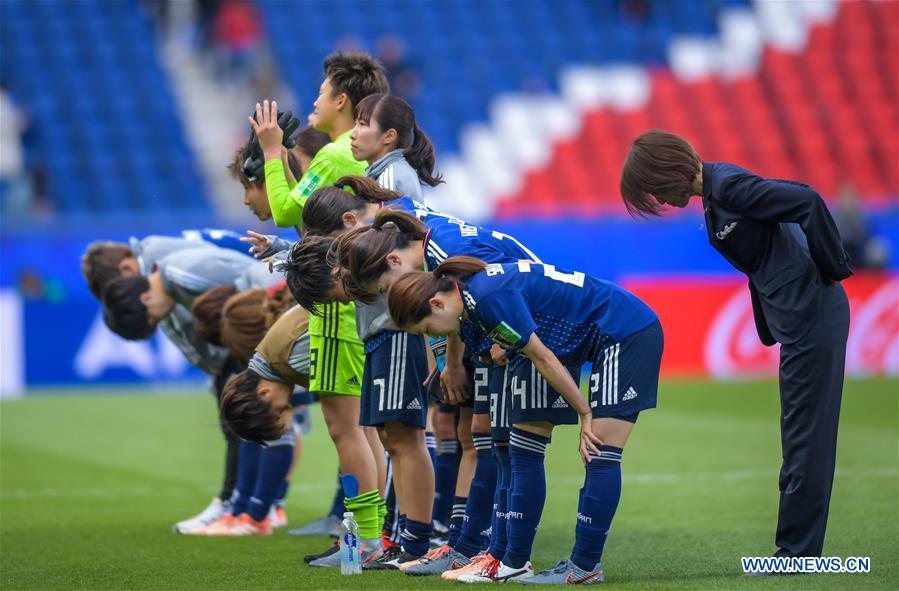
263, 130, 366, 228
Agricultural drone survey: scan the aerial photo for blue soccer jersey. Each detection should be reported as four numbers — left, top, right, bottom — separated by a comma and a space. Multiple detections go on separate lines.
462, 261, 658, 366
417, 214, 541, 358
422, 219, 541, 271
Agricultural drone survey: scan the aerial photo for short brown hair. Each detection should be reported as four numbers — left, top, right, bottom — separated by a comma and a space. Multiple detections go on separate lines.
191, 285, 239, 346
81, 241, 133, 299
220, 370, 282, 442
323, 51, 390, 110
387, 256, 487, 329
220, 288, 267, 363
619, 130, 703, 218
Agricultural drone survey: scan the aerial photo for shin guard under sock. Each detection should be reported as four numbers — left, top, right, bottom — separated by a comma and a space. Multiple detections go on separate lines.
247, 437, 294, 521
230, 441, 262, 515
455, 433, 498, 557
488, 442, 511, 559
503, 428, 549, 568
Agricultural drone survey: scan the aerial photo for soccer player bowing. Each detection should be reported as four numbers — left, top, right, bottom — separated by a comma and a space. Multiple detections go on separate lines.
387, 257, 663, 584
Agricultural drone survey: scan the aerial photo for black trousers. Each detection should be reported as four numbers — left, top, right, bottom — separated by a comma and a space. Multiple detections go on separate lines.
775, 283, 849, 557
213, 357, 244, 502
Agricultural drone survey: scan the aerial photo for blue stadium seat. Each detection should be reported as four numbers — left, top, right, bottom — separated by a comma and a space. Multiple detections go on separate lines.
254, 0, 747, 156
1, 0, 209, 215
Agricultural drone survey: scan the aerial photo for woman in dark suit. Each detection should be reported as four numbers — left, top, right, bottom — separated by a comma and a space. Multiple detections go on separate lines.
619, 130, 852, 559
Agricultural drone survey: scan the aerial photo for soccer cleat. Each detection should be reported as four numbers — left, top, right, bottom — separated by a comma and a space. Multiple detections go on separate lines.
520, 558, 604, 585
442, 553, 492, 581
362, 545, 422, 570
458, 559, 533, 583
288, 514, 343, 537
224, 513, 272, 536
309, 538, 382, 568
202, 513, 239, 536
402, 545, 472, 576
173, 497, 228, 534
304, 541, 339, 564
269, 506, 288, 529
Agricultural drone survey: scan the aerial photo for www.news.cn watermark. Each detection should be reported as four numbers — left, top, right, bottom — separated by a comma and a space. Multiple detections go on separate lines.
742, 556, 871, 574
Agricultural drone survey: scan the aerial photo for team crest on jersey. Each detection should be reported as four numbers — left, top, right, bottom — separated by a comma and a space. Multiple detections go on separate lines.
488, 322, 521, 349
485, 263, 504, 276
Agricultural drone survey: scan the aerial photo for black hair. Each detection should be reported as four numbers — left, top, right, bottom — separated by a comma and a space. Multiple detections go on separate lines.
323, 51, 390, 109
284, 236, 338, 315
102, 275, 156, 340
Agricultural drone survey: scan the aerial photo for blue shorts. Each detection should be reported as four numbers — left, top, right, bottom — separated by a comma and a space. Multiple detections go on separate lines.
589, 320, 663, 419
509, 360, 581, 426
468, 359, 492, 415
489, 364, 511, 442
360, 332, 429, 428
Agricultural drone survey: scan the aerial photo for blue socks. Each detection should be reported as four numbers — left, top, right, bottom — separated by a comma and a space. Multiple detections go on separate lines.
455, 432, 498, 557
503, 428, 550, 569
401, 518, 433, 557
328, 470, 345, 518
247, 437, 295, 521
275, 479, 289, 508
488, 442, 511, 559
230, 441, 262, 515
433, 438, 459, 525
448, 496, 467, 546
425, 431, 437, 467
570, 445, 623, 571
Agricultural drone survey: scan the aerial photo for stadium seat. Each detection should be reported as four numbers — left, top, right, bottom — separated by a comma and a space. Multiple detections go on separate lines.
0, 0, 209, 214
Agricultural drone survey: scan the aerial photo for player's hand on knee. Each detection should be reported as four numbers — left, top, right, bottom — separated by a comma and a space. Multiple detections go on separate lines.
440, 361, 469, 404
579, 413, 603, 464
249, 99, 284, 161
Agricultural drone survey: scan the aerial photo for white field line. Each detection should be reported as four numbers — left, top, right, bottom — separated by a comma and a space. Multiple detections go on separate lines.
2, 467, 895, 500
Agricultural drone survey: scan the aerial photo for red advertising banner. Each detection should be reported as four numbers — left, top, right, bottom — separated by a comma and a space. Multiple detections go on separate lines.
622, 273, 897, 379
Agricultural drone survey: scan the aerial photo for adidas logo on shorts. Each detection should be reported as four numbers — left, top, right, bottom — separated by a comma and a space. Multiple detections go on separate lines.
622, 387, 637, 401
346, 376, 360, 387
406, 398, 422, 410
551, 397, 569, 409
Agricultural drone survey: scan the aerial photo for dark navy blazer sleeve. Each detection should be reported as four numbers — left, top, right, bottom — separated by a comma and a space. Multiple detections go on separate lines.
717, 175, 853, 282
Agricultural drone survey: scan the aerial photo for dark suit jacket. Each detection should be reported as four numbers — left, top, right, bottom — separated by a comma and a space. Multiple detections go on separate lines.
700, 162, 852, 345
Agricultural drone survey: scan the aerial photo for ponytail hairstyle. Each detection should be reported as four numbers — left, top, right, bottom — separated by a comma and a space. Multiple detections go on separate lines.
302, 175, 401, 236
336, 209, 428, 304
191, 285, 239, 346
219, 283, 296, 364
355, 94, 444, 187
387, 256, 487, 329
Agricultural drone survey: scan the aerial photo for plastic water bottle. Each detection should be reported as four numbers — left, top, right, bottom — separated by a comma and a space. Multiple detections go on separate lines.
340, 511, 362, 575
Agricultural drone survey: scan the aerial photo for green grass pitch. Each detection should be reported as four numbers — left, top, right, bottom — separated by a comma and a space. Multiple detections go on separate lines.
1, 378, 896, 590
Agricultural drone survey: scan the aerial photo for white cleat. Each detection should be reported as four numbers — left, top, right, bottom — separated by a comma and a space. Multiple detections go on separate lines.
458, 560, 534, 584
173, 497, 228, 535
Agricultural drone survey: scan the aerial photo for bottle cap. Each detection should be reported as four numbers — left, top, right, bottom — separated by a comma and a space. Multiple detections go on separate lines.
343, 511, 354, 518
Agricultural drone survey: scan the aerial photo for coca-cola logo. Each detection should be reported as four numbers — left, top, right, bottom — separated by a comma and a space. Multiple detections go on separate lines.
704, 288, 780, 379
704, 278, 898, 378
846, 280, 898, 376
